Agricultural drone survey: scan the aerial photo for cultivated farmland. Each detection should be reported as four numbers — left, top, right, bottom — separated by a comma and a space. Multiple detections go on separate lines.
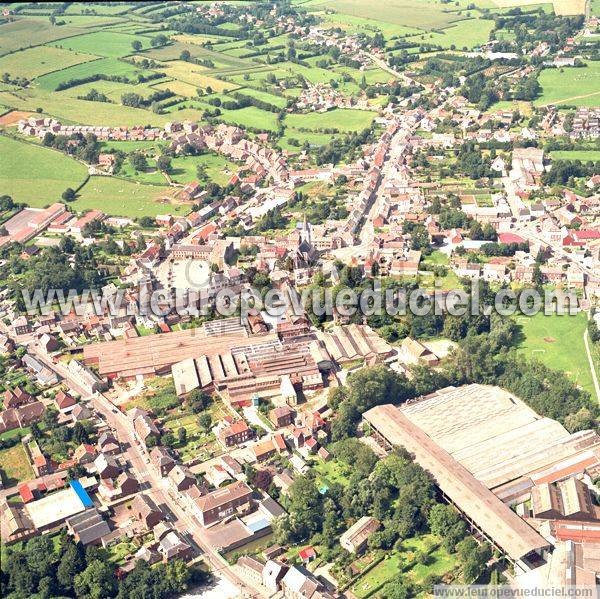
48, 31, 152, 58
0, 45, 99, 80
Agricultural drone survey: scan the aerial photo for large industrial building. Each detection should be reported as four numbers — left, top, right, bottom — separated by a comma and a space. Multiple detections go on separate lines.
84, 319, 395, 407
363, 384, 600, 580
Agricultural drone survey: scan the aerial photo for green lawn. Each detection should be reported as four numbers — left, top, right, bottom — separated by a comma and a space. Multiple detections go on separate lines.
235, 87, 289, 109
57, 79, 163, 103
119, 159, 168, 186
517, 311, 595, 395
423, 250, 450, 266
73, 175, 185, 217
0, 135, 88, 206
318, 11, 423, 38
163, 413, 215, 462
534, 62, 600, 107
352, 535, 457, 598
313, 458, 351, 489
284, 108, 376, 132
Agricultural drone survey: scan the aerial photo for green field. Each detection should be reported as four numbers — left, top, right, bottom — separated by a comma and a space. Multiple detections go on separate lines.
170, 153, 240, 186
313, 459, 351, 489
280, 130, 339, 150
0, 18, 84, 57
0, 86, 204, 127
35, 56, 154, 91
549, 150, 600, 161
318, 11, 423, 38
217, 106, 281, 132
118, 159, 167, 186
63, 2, 138, 15
49, 31, 152, 58
0, 45, 99, 80
57, 79, 164, 102
235, 87, 289, 109
284, 108, 377, 132
154, 60, 240, 93
0, 135, 88, 206
307, 0, 469, 30
534, 62, 600, 107
404, 17, 495, 49
73, 176, 185, 217
517, 311, 596, 395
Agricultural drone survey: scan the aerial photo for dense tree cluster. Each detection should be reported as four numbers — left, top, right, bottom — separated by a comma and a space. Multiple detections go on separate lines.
43, 131, 100, 164
542, 159, 599, 187
444, 316, 596, 426
328, 365, 415, 440
255, 207, 288, 232
77, 88, 111, 103
275, 449, 437, 548
6, 244, 103, 311
0, 533, 200, 599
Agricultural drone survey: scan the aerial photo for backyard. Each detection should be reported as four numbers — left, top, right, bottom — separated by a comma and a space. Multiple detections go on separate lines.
0, 444, 34, 486
350, 534, 458, 598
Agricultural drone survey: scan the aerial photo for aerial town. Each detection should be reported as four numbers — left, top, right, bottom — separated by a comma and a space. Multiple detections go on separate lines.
0, 1, 599, 598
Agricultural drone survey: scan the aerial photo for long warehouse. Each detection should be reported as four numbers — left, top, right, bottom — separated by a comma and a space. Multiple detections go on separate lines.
363, 403, 552, 573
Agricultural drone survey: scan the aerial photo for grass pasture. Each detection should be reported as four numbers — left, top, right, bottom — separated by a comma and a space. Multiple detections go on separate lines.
317, 11, 423, 38
155, 60, 240, 93
235, 87, 289, 109
307, 0, 469, 30
35, 56, 154, 91
491, 0, 586, 14
534, 62, 600, 107
151, 79, 200, 97
217, 106, 280, 132
63, 2, 139, 15
517, 311, 595, 395
48, 30, 152, 58
404, 18, 495, 49
57, 79, 163, 103
170, 153, 240, 186
74, 175, 184, 217
284, 108, 377, 132
0, 45, 99, 80
172, 33, 229, 46
0, 86, 192, 127
0, 135, 88, 206
279, 130, 338, 150
0, 18, 83, 57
